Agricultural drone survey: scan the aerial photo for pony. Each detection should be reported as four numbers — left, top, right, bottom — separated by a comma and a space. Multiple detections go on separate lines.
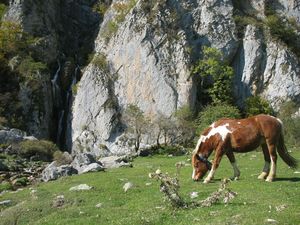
192, 114, 298, 183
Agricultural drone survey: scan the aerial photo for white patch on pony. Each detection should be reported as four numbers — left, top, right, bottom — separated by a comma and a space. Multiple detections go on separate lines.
276, 118, 283, 125
210, 122, 215, 128
201, 123, 232, 142
237, 122, 241, 124
192, 168, 196, 179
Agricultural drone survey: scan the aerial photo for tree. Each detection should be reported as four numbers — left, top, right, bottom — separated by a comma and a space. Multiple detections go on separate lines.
193, 46, 234, 105
244, 96, 273, 116
196, 103, 241, 135
122, 104, 149, 151
153, 113, 173, 146
173, 105, 196, 146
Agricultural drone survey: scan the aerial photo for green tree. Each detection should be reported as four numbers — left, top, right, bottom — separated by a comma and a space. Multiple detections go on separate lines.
193, 46, 234, 105
196, 104, 241, 135
153, 113, 171, 146
172, 105, 196, 146
244, 96, 273, 116
122, 104, 149, 151
278, 101, 300, 146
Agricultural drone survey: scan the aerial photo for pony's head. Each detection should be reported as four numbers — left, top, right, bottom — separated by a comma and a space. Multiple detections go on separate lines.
191, 153, 212, 181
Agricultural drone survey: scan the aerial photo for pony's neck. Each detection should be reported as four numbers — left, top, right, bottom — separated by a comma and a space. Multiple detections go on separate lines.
199, 142, 214, 158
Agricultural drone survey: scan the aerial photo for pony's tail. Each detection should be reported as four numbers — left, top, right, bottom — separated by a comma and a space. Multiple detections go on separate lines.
277, 130, 298, 169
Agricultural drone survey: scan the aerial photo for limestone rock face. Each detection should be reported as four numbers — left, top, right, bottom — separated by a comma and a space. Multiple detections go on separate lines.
71, 0, 238, 155
234, 25, 300, 109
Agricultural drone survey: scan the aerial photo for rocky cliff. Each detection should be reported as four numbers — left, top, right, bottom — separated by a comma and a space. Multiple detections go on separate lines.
2, 0, 300, 156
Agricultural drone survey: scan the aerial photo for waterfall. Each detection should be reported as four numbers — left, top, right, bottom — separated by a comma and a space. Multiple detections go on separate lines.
51, 61, 62, 107
56, 110, 65, 144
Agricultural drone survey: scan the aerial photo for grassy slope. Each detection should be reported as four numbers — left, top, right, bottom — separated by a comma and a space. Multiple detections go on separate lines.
0, 149, 300, 225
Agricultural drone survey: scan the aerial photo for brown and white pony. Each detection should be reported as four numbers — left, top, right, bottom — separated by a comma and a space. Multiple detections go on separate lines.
192, 114, 298, 183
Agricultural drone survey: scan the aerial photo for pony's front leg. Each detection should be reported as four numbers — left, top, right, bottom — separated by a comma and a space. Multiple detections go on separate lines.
226, 151, 240, 181
203, 149, 224, 184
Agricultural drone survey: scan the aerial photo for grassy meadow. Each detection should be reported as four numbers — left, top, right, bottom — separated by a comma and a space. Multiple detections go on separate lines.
0, 148, 300, 225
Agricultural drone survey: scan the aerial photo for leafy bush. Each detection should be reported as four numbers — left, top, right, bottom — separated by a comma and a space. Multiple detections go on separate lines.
193, 47, 234, 105
0, 181, 12, 192
244, 96, 274, 117
196, 104, 241, 135
279, 101, 300, 147
91, 53, 109, 72
265, 14, 300, 58
0, 3, 7, 20
19, 140, 59, 161
102, 0, 136, 42
53, 151, 73, 166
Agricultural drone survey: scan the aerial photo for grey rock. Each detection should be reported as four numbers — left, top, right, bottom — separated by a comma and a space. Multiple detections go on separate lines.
99, 156, 132, 169
0, 200, 12, 206
81, 163, 105, 174
41, 162, 78, 182
52, 195, 65, 208
0, 128, 26, 144
71, 153, 97, 173
69, 184, 93, 191
123, 182, 134, 192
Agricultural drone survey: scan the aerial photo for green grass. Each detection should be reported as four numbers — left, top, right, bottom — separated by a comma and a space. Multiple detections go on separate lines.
1, 149, 300, 225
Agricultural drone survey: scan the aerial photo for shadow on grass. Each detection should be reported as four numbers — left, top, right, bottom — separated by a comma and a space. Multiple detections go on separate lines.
275, 177, 300, 182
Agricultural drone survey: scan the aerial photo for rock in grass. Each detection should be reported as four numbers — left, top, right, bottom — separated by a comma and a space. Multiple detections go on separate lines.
95, 203, 103, 208
69, 184, 93, 191
0, 200, 12, 206
123, 182, 133, 192
81, 163, 104, 174
52, 195, 65, 208
190, 192, 199, 199
42, 162, 78, 182
266, 219, 278, 224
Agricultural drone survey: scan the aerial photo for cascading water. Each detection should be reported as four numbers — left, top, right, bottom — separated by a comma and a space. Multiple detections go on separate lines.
51, 61, 62, 108
51, 59, 81, 150
56, 110, 65, 143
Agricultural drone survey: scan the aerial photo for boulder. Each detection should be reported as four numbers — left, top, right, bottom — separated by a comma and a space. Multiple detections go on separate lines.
99, 156, 132, 169
69, 184, 93, 191
41, 162, 77, 182
0, 128, 26, 144
71, 153, 98, 173
81, 163, 104, 174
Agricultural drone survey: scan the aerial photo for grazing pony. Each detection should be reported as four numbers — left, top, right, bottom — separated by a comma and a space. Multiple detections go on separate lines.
192, 114, 298, 183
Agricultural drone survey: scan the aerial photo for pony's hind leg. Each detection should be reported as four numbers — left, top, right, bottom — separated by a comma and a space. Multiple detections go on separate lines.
258, 144, 271, 180
226, 151, 240, 180
266, 143, 277, 182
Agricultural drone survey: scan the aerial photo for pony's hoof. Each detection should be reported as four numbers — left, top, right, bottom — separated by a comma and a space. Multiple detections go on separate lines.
203, 179, 210, 184
230, 176, 239, 181
258, 172, 268, 180
265, 177, 274, 182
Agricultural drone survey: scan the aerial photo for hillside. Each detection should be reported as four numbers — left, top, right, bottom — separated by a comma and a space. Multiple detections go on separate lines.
0, 0, 299, 156
1, 151, 300, 224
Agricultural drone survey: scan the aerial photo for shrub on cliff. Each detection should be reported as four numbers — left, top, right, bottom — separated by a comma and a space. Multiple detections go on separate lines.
193, 47, 234, 105
244, 96, 274, 117
278, 101, 300, 147
19, 140, 59, 161
196, 104, 241, 135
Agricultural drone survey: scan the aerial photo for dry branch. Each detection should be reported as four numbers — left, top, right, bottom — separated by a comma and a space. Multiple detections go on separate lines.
149, 170, 237, 208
